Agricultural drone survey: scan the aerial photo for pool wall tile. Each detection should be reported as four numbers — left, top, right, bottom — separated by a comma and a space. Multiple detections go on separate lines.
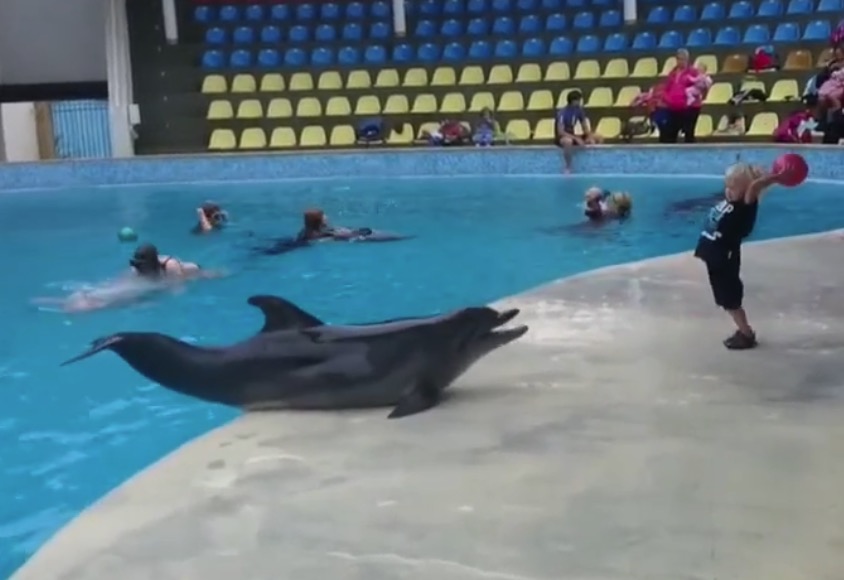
0, 146, 841, 190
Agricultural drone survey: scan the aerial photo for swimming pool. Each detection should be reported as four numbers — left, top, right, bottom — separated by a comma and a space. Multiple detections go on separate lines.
1, 167, 843, 577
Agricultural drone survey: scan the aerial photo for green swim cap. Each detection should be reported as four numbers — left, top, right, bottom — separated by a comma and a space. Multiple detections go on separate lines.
118, 227, 138, 242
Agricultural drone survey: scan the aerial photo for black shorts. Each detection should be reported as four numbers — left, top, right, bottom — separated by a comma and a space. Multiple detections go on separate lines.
705, 249, 743, 310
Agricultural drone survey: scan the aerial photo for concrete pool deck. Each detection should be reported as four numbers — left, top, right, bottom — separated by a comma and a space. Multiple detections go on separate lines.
14, 231, 844, 580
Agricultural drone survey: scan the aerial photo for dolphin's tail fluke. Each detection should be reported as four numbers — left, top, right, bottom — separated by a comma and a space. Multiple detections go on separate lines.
248, 295, 324, 332
61, 335, 124, 366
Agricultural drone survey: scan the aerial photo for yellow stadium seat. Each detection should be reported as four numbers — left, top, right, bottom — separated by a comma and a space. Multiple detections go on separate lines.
705, 82, 733, 104
556, 88, 581, 108
695, 114, 714, 137
236, 99, 263, 119
403, 68, 428, 87
325, 96, 351, 116
818, 47, 834, 67
201, 75, 227, 94
603, 59, 629, 79
440, 92, 466, 113
533, 118, 556, 141
318, 71, 343, 90
505, 119, 531, 141
544, 62, 570, 81
769, 79, 799, 102
270, 127, 296, 148
595, 117, 621, 139
498, 91, 525, 112
515, 63, 542, 83
289, 72, 313, 91
346, 70, 372, 89
783, 50, 812, 71
614, 86, 640, 107
239, 128, 266, 149
207, 100, 234, 120
208, 129, 236, 150
630, 57, 658, 78
384, 94, 410, 114
459, 66, 485, 85
469, 92, 496, 112
354, 95, 381, 115
412, 93, 437, 113
527, 90, 554, 111
266, 98, 293, 118
296, 97, 322, 117
231, 74, 256, 93
739, 80, 766, 94
694, 55, 718, 74
660, 57, 677, 76
587, 87, 613, 107
388, 122, 414, 144
488, 65, 514, 85
300, 126, 327, 147
627, 116, 657, 139
329, 125, 356, 146
375, 69, 400, 87
416, 122, 440, 140
574, 60, 600, 80
747, 112, 779, 136
431, 67, 456, 86
259, 74, 285, 92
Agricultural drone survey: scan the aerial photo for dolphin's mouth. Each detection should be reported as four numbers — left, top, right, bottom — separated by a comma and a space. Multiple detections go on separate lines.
485, 308, 529, 341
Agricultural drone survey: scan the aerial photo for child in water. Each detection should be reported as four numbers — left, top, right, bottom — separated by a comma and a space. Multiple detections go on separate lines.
584, 187, 633, 221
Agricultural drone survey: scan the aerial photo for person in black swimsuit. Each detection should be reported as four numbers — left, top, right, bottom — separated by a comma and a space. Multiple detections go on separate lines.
693, 163, 785, 350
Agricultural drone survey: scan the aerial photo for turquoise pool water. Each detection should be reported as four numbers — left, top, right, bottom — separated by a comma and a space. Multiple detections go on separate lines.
1, 174, 842, 576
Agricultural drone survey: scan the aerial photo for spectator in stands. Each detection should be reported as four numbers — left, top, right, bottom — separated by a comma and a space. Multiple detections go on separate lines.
659, 48, 702, 144
193, 201, 228, 235
472, 108, 502, 147
773, 108, 816, 143
555, 90, 602, 173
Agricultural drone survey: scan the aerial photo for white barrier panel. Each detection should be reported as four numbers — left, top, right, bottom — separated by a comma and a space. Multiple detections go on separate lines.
105, 0, 135, 157
392, 0, 406, 37
1, 103, 40, 162
161, 0, 179, 44
623, 0, 637, 23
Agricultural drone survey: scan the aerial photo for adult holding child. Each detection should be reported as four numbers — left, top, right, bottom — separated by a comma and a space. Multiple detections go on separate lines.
659, 48, 710, 144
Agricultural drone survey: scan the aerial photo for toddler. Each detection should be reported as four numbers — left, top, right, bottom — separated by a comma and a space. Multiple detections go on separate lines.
686, 64, 713, 106
818, 67, 844, 119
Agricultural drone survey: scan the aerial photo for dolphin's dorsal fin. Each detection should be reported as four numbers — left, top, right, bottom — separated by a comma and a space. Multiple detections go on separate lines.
247, 295, 324, 333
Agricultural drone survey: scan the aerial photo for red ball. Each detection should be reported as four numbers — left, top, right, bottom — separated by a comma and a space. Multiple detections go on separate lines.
772, 153, 809, 187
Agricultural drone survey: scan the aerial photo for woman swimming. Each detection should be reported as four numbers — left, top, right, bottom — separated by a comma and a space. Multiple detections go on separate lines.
584, 187, 632, 222
192, 201, 229, 235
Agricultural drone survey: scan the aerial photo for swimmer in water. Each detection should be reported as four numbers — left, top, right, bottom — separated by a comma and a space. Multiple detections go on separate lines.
295, 209, 335, 242
584, 187, 632, 222
128, 243, 217, 280
192, 201, 228, 234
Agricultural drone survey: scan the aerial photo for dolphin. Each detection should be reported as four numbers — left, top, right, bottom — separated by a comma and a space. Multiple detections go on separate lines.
61, 295, 529, 419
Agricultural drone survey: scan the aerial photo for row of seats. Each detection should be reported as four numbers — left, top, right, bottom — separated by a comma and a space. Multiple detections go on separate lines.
204, 79, 798, 120
206, 112, 786, 150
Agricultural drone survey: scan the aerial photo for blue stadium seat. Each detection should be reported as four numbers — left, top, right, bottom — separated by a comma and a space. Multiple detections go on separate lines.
567, 0, 586, 7
647, 6, 669, 23
219, 5, 238, 22
244, 5, 263, 21
233, 26, 254, 44
372, 0, 391, 17
756, 0, 782, 15
296, 3, 316, 20
338, 46, 360, 65
492, 0, 512, 11
257, 49, 280, 67
803, 20, 831, 40
772, 22, 799, 41
493, 16, 516, 34
315, 24, 336, 42
467, 18, 489, 35
469, 40, 492, 58
593, 0, 612, 6
345, 2, 365, 18
658, 30, 683, 48
700, 2, 725, 20
728, 0, 754, 17
441, 18, 463, 36
467, 0, 489, 13
673, 5, 696, 22
549, 36, 573, 54
600, 10, 621, 26
494, 39, 518, 58
443, 42, 466, 61
714, 26, 740, 44
546, 13, 567, 31
320, 3, 340, 19
342, 23, 363, 40
260, 25, 282, 43
311, 47, 334, 66
686, 27, 712, 46
270, 4, 289, 20
785, 0, 812, 12
522, 37, 546, 57
573, 11, 594, 28
417, 43, 441, 62
369, 21, 390, 39
443, 0, 464, 14
229, 49, 252, 68
415, 20, 436, 37
364, 45, 387, 64
817, 0, 842, 11
632, 31, 656, 49
517, 0, 538, 10
201, 50, 224, 68
419, 0, 440, 15
576, 34, 600, 52
743, 24, 770, 42
205, 27, 226, 44
541, 0, 563, 8
289, 25, 309, 42
393, 43, 414, 61
194, 6, 213, 22
604, 32, 627, 51
284, 48, 307, 66
519, 15, 541, 34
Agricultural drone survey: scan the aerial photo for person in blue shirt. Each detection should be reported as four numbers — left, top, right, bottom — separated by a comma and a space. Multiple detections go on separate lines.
555, 90, 603, 173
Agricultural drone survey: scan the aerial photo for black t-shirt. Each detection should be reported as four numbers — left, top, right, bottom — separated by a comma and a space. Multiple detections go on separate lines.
694, 197, 758, 263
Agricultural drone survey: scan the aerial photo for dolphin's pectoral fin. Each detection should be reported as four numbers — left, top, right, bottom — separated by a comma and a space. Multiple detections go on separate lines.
247, 295, 324, 332
388, 381, 441, 419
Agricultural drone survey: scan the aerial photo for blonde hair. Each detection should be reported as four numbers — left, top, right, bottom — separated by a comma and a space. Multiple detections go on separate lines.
725, 162, 763, 182
610, 192, 632, 213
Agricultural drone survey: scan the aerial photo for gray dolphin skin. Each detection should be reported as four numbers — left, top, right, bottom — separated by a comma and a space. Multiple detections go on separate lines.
61, 295, 529, 419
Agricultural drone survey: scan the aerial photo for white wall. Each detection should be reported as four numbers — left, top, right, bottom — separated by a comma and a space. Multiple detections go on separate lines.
1, 103, 40, 162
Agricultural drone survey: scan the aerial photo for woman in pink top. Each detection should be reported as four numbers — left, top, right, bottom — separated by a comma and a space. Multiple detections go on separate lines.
659, 48, 705, 143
